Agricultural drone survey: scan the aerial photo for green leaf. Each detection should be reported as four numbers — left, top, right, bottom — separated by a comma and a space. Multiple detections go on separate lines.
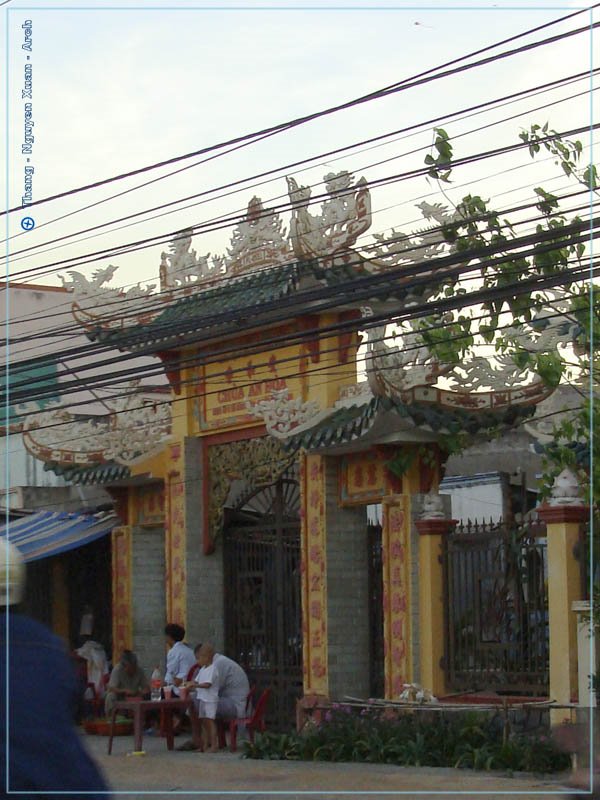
582, 165, 598, 189
561, 161, 573, 177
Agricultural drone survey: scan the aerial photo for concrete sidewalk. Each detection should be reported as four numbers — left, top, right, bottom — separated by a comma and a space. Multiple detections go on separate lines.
81, 731, 584, 799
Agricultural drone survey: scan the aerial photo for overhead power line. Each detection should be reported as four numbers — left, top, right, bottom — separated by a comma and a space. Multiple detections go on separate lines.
3, 187, 597, 366
6, 134, 596, 341
7, 122, 599, 287
4, 217, 597, 406
5, 265, 592, 427
3, 7, 598, 217
8, 68, 596, 258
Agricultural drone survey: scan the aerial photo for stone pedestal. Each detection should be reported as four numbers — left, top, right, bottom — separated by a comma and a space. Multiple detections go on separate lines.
572, 600, 597, 708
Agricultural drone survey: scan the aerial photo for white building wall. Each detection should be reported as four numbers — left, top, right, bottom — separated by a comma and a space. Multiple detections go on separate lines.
439, 472, 508, 522
1, 281, 166, 499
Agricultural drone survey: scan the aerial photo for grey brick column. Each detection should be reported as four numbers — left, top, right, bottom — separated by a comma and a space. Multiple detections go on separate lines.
324, 456, 370, 701
184, 435, 225, 651
131, 525, 166, 674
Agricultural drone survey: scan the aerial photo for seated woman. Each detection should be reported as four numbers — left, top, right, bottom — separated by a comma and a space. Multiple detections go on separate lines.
104, 650, 149, 717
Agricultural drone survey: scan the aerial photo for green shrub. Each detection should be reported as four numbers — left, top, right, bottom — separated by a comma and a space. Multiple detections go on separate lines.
242, 706, 570, 773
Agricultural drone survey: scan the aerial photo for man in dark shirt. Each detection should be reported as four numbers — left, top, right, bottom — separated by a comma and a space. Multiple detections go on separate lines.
0, 538, 109, 798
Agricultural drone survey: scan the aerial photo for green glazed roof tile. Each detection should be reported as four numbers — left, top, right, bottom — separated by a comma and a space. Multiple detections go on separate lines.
284, 395, 537, 452
44, 461, 130, 485
93, 261, 304, 349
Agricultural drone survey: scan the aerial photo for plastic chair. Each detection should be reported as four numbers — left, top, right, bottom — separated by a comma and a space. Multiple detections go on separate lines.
216, 685, 255, 749
86, 672, 110, 717
218, 687, 270, 753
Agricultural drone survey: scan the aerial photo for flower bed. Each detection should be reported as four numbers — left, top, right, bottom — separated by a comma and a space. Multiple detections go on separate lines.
243, 705, 571, 773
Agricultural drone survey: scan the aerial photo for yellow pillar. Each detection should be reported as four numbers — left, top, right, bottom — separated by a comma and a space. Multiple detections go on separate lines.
415, 516, 455, 697
111, 525, 133, 665
537, 502, 588, 724
300, 453, 328, 699
165, 441, 187, 627
382, 494, 412, 698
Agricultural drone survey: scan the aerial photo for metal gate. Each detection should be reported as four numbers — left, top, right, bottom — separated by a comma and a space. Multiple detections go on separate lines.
223, 475, 302, 731
443, 520, 549, 695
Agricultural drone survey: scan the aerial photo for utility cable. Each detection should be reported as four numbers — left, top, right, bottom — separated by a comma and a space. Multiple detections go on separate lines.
8, 68, 596, 258
3, 188, 597, 365
7, 122, 599, 286
7, 287, 592, 446
3, 8, 598, 217
5, 233, 596, 405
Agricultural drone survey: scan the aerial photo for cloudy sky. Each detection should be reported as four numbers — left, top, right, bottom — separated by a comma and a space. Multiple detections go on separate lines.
2, 0, 596, 295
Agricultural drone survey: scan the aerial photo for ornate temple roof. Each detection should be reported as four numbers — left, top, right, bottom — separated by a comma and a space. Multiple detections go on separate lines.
21, 170, 578, 482
280, 389, 539, 454
44, 460, 131, 485
89, 259, 310, 350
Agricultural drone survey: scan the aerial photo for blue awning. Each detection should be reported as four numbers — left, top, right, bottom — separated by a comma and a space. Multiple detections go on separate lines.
1, 510, 119, 562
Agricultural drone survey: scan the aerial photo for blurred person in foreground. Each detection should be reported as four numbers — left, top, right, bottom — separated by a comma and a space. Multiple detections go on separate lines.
0, 538, 108, 798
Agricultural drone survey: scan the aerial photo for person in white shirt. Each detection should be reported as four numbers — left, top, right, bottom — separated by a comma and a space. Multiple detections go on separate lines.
212, 650, 250, 720
164, 623, 196, 696
179, 643, 251, 752
187, 643, 219, 752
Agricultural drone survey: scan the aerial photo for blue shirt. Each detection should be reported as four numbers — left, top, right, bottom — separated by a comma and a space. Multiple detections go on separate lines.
0, 612, 109, 798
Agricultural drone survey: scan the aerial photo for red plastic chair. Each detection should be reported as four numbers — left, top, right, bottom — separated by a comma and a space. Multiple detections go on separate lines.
216, 685, 255, 750
86, 672, 110, 717
218, 687, 270, 753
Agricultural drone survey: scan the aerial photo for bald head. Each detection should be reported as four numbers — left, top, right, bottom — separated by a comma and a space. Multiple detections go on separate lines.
195, 642, 215, 666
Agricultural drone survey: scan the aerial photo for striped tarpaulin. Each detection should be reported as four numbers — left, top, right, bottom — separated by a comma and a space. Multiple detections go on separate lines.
1, 510, 118, 562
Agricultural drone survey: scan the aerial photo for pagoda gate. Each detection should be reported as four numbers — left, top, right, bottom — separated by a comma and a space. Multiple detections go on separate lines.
23, 170, 581, 730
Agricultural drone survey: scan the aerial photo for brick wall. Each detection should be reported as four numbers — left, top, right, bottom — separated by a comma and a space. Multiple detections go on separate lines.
184, 436, 225, 651
325, 456, 370, 700
131, 525, 166, 675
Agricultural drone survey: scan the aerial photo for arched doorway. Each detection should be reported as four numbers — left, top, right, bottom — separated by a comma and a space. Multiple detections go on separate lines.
223, 472, 302, 731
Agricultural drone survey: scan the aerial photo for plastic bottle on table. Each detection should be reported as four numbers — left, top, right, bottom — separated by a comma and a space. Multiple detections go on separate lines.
150, 666, 162, 701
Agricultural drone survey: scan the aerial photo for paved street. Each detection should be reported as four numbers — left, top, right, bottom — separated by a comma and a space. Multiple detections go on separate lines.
81, 731, 583, 799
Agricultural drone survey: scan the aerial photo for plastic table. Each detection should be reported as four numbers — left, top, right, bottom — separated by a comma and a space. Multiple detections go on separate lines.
108, 697, 192, 754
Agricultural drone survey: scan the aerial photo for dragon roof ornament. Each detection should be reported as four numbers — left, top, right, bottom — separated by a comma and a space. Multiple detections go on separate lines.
59, 266, 157, 330
56, 173, 472, 331
286, 170, 372, 264
159, 228, 223, 291
20, 382, 171, 467
361, 298, 578, 411
246, 388, 323, 438
368, 202, 461, 270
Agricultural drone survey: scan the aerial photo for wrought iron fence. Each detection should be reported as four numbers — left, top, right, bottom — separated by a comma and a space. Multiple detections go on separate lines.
223, 476, 302, 731
443, 519, 549, 696
367, 521, 385, 699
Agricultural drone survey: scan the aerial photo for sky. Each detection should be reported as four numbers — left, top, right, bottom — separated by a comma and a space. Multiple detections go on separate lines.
2, 0, 596, 303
